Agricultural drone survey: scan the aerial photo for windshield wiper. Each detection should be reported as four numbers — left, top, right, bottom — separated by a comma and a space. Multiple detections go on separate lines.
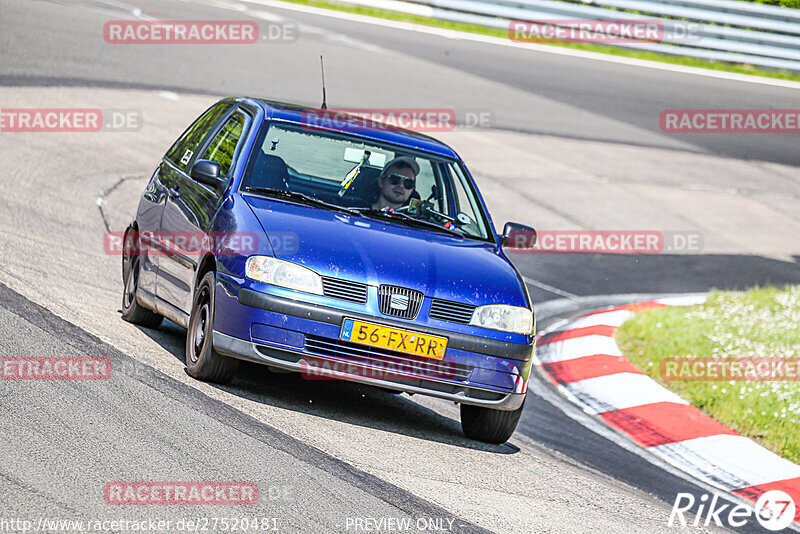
244, 187, 356, 214
244, 188, 461, 236
351, 208, 462, 237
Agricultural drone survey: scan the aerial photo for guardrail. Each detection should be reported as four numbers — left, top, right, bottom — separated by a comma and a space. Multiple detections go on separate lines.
340, 0, 800, 73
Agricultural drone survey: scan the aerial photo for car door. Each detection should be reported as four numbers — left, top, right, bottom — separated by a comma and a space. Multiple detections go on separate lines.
153, 102, 231, 313
134, 165, 170, 298
158, 106, 251, 315
135, 103, 227, 299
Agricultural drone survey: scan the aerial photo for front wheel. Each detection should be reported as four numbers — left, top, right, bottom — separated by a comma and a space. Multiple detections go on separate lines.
185, 271, 239, 384
460, 401, 525, 444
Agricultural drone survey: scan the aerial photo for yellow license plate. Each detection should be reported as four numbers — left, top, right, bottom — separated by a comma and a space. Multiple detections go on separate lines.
340, 318, 448, 360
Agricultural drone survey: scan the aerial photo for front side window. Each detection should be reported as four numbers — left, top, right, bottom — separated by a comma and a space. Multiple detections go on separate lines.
448, 163, 489, 239
201, 110, 249, 178
241, 122, 491, 240
165, 103, 231, 171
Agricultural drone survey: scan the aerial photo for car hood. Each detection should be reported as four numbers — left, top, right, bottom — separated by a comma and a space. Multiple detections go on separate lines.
244, 196, 527, 307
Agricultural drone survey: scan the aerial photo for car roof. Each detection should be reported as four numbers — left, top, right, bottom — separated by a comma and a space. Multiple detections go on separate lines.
239, 97, 459, 159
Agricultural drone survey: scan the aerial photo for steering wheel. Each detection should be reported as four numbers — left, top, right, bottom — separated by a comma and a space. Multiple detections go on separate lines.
401, 200, 466, 235
414, 200, 455, 223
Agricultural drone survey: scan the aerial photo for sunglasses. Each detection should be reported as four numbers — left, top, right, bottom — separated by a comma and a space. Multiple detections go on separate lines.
387, 173, 415, 190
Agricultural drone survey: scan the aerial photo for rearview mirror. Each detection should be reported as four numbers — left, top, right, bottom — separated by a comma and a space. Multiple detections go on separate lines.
191, 159, 224, 191
500, 222, 537, 249
343, 148, 386, 167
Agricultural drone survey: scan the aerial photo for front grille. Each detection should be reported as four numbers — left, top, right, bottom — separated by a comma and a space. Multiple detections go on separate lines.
378, 285, 423, 319
321, 276, 368, 304
304, 335, 472, 381
429, 299, 476, 324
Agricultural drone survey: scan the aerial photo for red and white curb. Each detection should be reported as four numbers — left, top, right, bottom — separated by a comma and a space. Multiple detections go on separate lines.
534, 295, 800, 525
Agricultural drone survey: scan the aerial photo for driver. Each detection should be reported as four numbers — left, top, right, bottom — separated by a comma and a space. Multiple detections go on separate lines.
372, 156, 419, 210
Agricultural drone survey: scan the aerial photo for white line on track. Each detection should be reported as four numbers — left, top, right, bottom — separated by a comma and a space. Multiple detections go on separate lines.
249, 10, 286, 22
158, 91, 181, 102
90, 0, 154, 20
205, 0, 249, 11
240, 0, 800, 90
248, 7, 387, 54
523, 276, 579, 300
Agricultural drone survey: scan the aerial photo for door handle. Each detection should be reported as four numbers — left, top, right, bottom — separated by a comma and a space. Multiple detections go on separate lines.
169, 187, 181, 199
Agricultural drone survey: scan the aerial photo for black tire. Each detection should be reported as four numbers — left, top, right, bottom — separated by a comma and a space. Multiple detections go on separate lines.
121, 242, 163, 329
460, 401, 525, 444
185, 271, 239, 384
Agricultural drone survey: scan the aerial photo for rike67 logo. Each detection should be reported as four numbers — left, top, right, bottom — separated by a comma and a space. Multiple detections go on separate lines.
670, 490, 796, 531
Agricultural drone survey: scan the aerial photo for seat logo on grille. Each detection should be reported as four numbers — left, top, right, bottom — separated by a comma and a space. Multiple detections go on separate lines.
389, 293, 410, 311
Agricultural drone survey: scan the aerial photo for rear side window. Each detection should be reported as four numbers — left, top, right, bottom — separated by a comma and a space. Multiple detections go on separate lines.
201, 110, 249, 178
165, 103, 231, 170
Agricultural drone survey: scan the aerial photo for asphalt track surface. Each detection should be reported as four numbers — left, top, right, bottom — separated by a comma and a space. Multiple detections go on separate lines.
1, 0, 799, 533
2, 0, 800, 165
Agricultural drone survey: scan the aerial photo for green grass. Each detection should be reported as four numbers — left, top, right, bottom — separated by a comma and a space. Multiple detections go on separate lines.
278, 0, 800, 83
738, 0, 800, 8
616, 286, 800, 463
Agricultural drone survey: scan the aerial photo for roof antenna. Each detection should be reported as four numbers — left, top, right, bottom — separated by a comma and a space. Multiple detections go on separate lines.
319, 55, 327, 110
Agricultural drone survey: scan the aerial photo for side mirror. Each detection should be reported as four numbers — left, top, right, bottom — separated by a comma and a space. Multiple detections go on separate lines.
191, 160, 224, 191
500, 222, 537, 249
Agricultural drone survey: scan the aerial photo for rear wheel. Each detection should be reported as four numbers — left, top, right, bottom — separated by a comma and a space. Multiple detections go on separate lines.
121, 241, 163, 328
460, 401, 525, 444
185, 271, 239, 384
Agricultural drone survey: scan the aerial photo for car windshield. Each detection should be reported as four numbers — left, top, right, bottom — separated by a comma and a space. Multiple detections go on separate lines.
240, 122, 491, 240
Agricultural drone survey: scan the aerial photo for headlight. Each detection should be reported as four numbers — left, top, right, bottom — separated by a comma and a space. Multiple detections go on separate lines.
470, 304, 533, 334
245, 256, 323, 295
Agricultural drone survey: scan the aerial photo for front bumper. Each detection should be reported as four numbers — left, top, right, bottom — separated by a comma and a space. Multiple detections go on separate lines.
212, 281, 533, 411
213, 331, 526, 410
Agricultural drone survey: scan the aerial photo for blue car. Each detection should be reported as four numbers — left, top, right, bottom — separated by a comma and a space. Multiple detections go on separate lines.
122, 97, 537, 443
